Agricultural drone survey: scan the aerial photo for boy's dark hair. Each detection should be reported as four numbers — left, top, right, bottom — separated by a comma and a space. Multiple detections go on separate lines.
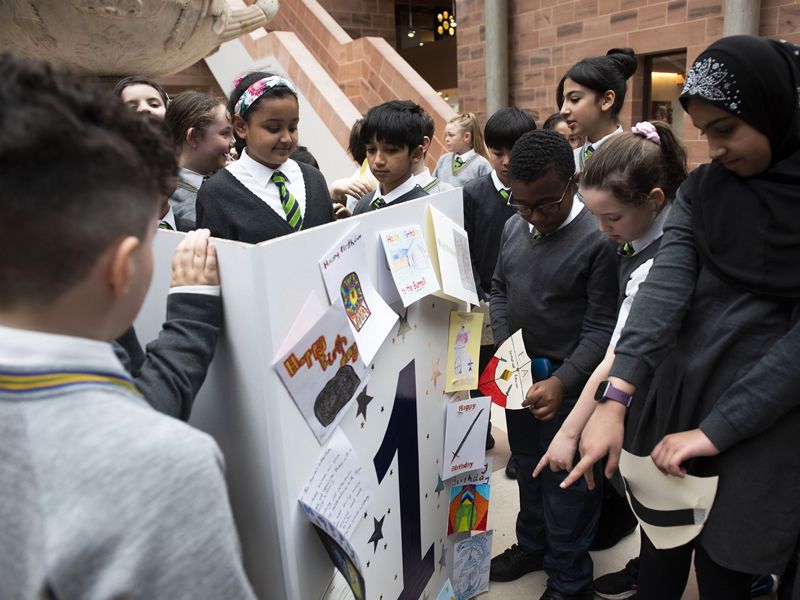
542, 112, 566, 130
421, 107, 435, 141
164, 90, 227, 147
0, 53, 173, 309
358, 100, 426, 153
229, 71, 298, 156
582, 121, 688, 205
484, 107, 537, 151
113, 75, 170, 106
291, 145, 320, 170
556, 48, 637, 117
348, 118, 366, 164
508, 129, 574, 184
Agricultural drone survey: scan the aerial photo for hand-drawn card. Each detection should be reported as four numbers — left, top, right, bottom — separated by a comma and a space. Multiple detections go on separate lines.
379, 225, 440, 307
436, 579, 457, 600
426, 206, 479, 306
313, 525, 366, 600
274, 303, 368, 444
478, 329, 532, 410
376, 241, 402, 307
452, 531, 492, 600
443, 396, 491, 480
319, 222, 398, 364
298, 428, 373, 540
448, 474, 491, 536
445, 311, 483, 392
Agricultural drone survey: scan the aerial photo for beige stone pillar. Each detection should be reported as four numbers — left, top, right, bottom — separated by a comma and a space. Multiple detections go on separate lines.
723, 0, 761, 36
485, 0, 509, 115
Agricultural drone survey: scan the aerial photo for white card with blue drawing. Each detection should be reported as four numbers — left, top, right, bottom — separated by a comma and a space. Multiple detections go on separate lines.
379, 224, 440, 307
426, 206, 479, 306
452, 530, 492, 600
443, 396, 490, 480
319, 222, 398, 364
274, 298, 369, 445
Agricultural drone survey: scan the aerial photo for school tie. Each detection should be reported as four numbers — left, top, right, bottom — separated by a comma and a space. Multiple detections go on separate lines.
499, 188, 510, 202
583, 145, 595, 163
454, 156, 464, 169
533, 229, 544, 240
271, 171, 303, 231
621, 242, 635, 256
158, 221, 173, 230
370, 196, 386, 209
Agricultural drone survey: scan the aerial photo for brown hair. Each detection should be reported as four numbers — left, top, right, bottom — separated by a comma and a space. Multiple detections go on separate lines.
581, 121, 688, 204
164, 91, 228, 148
449, 112, 488, 159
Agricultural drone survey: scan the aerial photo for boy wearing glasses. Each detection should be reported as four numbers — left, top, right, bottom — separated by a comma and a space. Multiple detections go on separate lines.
489, 129, 618, 600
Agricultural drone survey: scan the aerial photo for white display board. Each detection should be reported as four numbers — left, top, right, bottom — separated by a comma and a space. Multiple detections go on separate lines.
135, 190, 467, 600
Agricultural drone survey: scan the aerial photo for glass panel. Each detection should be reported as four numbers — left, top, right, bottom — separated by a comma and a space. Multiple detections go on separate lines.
644, 52, 687, 137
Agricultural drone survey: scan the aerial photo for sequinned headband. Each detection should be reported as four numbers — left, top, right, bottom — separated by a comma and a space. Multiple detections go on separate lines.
631, 121, 661, 145
233, 75, 298, 117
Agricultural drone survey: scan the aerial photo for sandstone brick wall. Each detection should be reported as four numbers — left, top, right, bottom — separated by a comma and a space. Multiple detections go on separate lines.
317, 0, 396, 46
456, 0, 800, 165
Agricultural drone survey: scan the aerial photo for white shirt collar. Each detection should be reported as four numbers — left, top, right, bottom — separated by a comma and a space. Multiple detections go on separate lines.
179, 167, 205, 191
413, 167, 435, 188
377, 176, 419, 206
160, 206, 177, 230
236, 148, 302, 188
630, 203, 672, 254
528, 194, 584, 235
584, 126, 623, 151
456, 149, 476, 161
490, 170, 509, 193
0, 324, 126, 375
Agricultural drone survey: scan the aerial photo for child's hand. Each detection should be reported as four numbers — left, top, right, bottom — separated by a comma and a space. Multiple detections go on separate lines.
170, 229, 219, 287
562, 401, 625, 490
522, 376, 564, 421
333, 203, 351, 219
651, 429, 720, 477
329, 177, 374, 200
533, 428, 579, 477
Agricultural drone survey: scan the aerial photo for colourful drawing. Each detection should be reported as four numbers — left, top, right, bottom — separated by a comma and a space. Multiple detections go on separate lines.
340, 271, 371, 332
448, 483, 490, 535
445, 311, 483, 392
453, 530, 492, 600
380, 225, 441, 307
478, 329, 533, 410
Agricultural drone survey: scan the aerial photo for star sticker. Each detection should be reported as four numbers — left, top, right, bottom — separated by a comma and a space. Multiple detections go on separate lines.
396, 309, 412, 341
431, 357, 442, 389
368, 515, 385, 552
439, 543, 447, 572
356, 388, 374, 421
435, 474, 444, 498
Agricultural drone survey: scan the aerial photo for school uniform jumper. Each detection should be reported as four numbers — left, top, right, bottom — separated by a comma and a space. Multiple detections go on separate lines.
433, 149, 492, 187
490, 208, 618, 595
168, 167, 205, 228
196, 156, 333, 244
0, 326, 254, 599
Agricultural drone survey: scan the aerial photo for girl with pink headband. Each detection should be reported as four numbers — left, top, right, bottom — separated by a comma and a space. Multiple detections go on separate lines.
196, 71, 334, 243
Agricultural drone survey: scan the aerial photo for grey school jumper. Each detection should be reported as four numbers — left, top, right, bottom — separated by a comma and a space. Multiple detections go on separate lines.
0, 327, 254, 599
433, 152, 492, 187
491, 209, 618, 395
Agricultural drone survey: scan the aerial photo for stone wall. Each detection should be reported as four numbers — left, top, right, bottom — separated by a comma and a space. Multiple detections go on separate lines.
317, 0, 396, 46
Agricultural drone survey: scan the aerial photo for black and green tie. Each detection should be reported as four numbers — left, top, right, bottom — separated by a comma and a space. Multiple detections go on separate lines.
584, 145, 595, 163
621, 242, 635, 256
158, 221, 173, 231
533, 229, 544, 240
370, 196, 386, 209
499, 188, 510, 202
454, 156, 465, 169
271, 171, 303, 231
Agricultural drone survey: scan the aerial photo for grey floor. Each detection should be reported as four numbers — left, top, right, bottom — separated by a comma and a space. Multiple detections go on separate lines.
483, 404, 777, 600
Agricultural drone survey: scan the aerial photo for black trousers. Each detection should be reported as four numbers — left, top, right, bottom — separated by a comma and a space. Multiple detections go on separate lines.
637, 531, 752, 600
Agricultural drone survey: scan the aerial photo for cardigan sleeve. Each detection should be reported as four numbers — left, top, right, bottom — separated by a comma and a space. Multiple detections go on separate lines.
196, 176, 236, 241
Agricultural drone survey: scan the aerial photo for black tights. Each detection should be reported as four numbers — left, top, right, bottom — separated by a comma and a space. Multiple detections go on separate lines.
636, 532, 752, 600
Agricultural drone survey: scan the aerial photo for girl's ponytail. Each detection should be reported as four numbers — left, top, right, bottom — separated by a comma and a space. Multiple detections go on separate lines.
651, 121, 688, 202
450, 113, 489, 159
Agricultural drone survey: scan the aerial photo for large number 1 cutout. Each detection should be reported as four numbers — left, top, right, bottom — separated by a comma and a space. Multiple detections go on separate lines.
373, 360, 435, 599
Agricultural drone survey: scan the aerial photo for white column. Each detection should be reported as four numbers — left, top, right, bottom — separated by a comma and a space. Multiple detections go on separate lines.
723, 0, 761, 36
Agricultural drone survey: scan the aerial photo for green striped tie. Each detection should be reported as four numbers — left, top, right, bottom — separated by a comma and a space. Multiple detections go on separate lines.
621, 242, 635, 256
584, 145, 595, 163
454, 156, 465, 169
499, 188, 510, 202
370, 196, 386, 209
271, 171, 303, 231
158, 221, 173, 230
533, 229, 544, 240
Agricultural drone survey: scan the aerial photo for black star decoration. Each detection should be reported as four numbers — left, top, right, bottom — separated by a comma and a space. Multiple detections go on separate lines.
435, 474, 444, 498
368, 515, 385, 552
356, 388, 374, 421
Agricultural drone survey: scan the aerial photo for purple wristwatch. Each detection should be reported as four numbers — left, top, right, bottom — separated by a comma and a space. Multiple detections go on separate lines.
594, 380, 633, 408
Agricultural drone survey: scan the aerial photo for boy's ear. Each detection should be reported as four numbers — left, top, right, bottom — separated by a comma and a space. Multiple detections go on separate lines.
232, 114, 248, 140
107, 236, 143, 298
421, 135, 432, 155
600, 89, 616, 113
410, 144, 424, 164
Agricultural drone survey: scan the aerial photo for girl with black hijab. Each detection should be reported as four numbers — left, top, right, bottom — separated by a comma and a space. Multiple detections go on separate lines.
563, 36, 800, 599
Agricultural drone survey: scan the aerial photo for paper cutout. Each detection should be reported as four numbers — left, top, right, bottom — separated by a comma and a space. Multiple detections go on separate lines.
319, 223, 398, 364
452, 531, 492, 600
618, 449, 719, 550
436, 579, 457, 600
426, 206, 479, 306
443, 396, 491, 480
478, 329, 531, 410
380, 225, 441, 307
445, 312, 483, 392
274, 301, 368, 444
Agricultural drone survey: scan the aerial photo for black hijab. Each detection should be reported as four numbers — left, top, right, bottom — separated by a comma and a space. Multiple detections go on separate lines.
679, 36, 800, 300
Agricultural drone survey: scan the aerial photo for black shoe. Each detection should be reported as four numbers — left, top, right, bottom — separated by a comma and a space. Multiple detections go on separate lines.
489, 544, 543, 582
593, 557, 639, 599
505, 458, 517, 479
539, 587, 594, 600
486, 429, 495, 450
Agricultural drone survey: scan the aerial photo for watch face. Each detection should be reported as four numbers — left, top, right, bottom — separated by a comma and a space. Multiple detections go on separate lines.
594, 381, 611, 402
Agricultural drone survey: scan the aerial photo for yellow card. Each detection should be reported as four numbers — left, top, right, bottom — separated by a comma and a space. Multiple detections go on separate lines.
445, 311, 484, 392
